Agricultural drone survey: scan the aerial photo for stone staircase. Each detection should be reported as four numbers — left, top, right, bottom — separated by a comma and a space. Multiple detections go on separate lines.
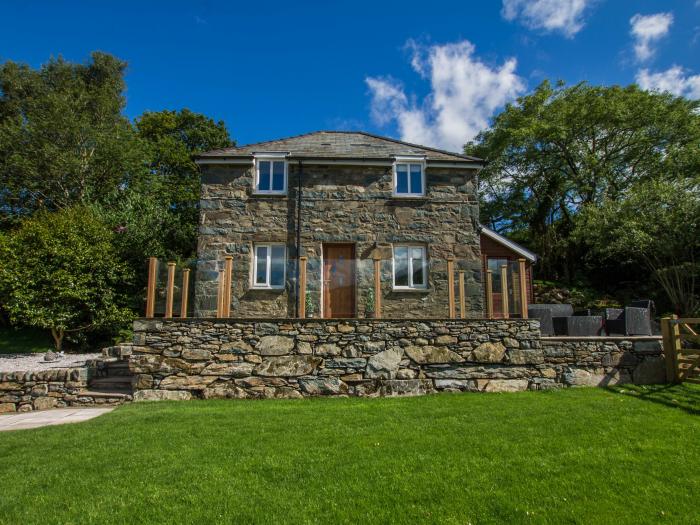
81, 345, 135, 404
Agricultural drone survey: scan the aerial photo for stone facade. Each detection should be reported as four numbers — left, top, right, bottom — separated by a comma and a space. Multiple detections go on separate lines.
130, 318, 666, 400
195, 161, 483, 319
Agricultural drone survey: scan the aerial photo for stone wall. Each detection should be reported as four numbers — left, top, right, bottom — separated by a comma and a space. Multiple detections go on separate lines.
195, 163, 483, 319
130, 318, 666, 400
0, 368, 92, 413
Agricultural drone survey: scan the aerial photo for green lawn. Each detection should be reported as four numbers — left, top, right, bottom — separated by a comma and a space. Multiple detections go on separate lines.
0, 387, 698, 525
0, 326, 53, 354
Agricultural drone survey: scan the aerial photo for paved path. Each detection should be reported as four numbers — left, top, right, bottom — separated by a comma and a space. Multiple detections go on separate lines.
0, 408, 114, 432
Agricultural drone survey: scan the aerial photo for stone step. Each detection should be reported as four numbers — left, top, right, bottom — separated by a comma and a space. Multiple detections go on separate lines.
78, 389, 132, 400
101, 345, 134, 359
89, 377, 133, 389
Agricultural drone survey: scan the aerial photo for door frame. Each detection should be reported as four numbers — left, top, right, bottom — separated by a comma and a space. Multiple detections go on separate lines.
321, 243, 357, 318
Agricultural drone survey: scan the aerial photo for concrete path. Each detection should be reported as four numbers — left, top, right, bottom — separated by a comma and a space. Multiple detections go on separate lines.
0, 407, 114, 432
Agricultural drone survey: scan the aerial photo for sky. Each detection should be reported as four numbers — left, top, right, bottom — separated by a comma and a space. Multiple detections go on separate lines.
1, 0, 699, 152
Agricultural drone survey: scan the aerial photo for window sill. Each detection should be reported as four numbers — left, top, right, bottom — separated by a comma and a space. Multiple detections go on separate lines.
391, 287, 432, 293
249, 286, 286, 292
251, 192, 288, 198
391, 194, 427, 200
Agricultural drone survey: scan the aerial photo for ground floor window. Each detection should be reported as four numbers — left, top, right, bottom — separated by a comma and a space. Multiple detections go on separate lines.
252, 244, 286, 288
393, 245, 427, 289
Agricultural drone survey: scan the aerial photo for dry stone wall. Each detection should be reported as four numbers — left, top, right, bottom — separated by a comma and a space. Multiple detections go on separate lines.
131, 319, 665, 400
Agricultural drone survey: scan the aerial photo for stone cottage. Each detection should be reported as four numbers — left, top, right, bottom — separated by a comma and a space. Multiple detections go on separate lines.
194, 131, 488, 319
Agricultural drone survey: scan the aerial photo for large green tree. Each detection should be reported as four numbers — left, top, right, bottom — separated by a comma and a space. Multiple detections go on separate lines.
0, 52, 147, 220
466, 81, 700, 282
0, 207, 134, 350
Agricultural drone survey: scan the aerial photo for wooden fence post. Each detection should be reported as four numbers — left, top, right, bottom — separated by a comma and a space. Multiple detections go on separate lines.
223, 255, 233, 317
458, 270, 466, 319
299, 256, 307, 318
518, 258, 528, 319
180, 268, 190, 319
373, 256, 382, 318
661, 315, 680, 384
447, 257, 456, 319
145, 257, 158, 318
486, 270, 494, 319
216, 269, 225, 318
164, 262, 176, 318
500, 264, 510, 319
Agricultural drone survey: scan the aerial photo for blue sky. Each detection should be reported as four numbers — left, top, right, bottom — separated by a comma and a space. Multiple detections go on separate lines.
1, 1, 698, 151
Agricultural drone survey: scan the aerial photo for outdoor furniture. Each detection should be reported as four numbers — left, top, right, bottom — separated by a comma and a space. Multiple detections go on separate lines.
604, 306, 652, 336
552, 315, 604, 336
528, 304, 574, 336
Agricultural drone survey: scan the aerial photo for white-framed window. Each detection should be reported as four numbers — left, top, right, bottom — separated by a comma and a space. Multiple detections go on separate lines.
392, 245, 427, 289
254, 155, 287, 194
252, 244, 286, 289
393, 157, 426, 197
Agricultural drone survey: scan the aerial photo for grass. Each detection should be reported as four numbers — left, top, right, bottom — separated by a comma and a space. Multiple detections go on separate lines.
0, 326, 53, 354
0, 386, 698, 525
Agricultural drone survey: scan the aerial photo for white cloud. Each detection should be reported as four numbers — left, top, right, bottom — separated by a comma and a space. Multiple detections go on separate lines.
630, 12, 673, 62
366, 40, 525, 152
636, 66, 700, 99
501, 0, 593, 38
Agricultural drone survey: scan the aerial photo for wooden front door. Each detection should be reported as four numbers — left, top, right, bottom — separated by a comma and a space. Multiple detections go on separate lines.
323, 244, 356, 318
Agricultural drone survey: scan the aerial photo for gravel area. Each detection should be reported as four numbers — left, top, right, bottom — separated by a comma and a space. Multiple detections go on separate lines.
0, 353, 101, 373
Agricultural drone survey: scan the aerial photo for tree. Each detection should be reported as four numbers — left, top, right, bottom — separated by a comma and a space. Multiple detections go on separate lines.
466, 80, 700, 282
0, 52, 148, 222
577, 179, 700, 315
0, 207, 134, 350
134, 109, 233, 257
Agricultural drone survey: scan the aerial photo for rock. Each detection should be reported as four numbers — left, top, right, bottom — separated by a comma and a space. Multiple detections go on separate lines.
220, 341, 253, 354
0, 403, 16, 413
133, 390, 192, 402
201, 362, 255, 377
435, 335, 457, 345
299, 377, 348, 395
315, 343, 341, 356
563, 368, 629, 387
43, 351, 59, 362
503, 337, 519, 348
255, 356, 322, 377
405, 345, 462, 364
396, 368, 417, 379
134, 374, 153, 389
479, 379, 529, 392
30, 384, 49, 397
632, 357, 667, 385
470, 342, 506, 363
325, 358, 367, 369
257, 336, 294, 356
633, 340, 662, 355
202, 383, 248, 399
508, 349, 544, 365
380, 379, 433, 396
33, 397, 57, 410
366, 348, 403, 379
297, 342, 312, 354
341, 373, 363, 382
337, 324, 355, 334
0, 382, 22, 391
181, 348, 212, 361
255, 322, 280, 335
158, 375, 217, 390
435, 379, 478, 391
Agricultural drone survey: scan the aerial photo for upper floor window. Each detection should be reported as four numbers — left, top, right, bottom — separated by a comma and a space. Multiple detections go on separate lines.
393, 158, 425, 197
252, 244, 286, 289
254, 155, 287, 194
393, 245, 427, 289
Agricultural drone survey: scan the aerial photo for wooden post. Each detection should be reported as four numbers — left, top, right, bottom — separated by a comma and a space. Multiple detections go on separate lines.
500, 264, 510, 319
458, 270, 466, 319
145, 257, 158, 318
222, 255, 233, 317
661, 315, 680, 384
486, 270, 494, 319
180, 269, 190, 318
164, 262, 176, 318
299, 256, 307, 318
518, 258, 528, 319
373, 256, 382, 319
447, 257, 456, 319
216, 269, 225, 318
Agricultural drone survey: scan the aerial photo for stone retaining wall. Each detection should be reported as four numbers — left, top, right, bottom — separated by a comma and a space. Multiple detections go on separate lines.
131, 318, 666, 400
0, 368, 90, 413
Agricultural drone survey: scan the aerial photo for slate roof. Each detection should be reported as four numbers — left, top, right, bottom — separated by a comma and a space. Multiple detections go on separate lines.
197, 131, 482, 163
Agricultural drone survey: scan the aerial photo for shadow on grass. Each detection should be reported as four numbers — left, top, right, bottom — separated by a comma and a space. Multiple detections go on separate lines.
0, 326, 53, 354
606, 383, 700, 415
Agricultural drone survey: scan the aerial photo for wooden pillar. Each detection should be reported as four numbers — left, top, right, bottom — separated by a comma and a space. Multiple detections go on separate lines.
486, 270, 494, 319
164, 262, 176, 318
223, 255, 233, 317
518, 258, 528, 319
216, 269, 225, 318
145, 257, 158, 318
180, 269, 190, 318
661, 315, 680, 384
373, 256, 382, 318
500, 264, 510, 319
447, 257, 456, 319
458, 270, 466, 319
299, 256, 307, 318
